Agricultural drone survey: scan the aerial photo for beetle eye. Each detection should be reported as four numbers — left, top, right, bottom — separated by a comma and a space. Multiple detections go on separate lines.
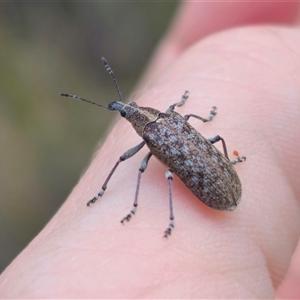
120, 110, 126, 117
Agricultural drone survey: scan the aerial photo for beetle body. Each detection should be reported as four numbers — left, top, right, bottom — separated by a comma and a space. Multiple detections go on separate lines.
114, 101, 241, 211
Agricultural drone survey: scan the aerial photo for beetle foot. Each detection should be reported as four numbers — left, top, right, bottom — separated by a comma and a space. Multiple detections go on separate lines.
121, 214, 132, 224
120, 207, 136, 224
87, 189, 105, 206
231, 150, 246, 165
163, 220, 174, 238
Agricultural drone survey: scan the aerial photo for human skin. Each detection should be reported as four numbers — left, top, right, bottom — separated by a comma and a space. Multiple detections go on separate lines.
1, 2, 300, 299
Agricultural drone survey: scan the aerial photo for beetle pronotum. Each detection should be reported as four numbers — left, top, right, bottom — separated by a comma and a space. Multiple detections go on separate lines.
61, 58, 246, 237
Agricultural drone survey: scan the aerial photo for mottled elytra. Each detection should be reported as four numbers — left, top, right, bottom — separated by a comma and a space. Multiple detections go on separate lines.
60, 57, 246, 238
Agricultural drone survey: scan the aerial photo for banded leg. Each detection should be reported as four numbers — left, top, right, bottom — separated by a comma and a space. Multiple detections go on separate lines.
184, 106, 217, 123
87, 141, 145, 206
166, 90, 190, 113
121, 152, 153, 223
164, 170, 174, 238
208, 135, 246, 163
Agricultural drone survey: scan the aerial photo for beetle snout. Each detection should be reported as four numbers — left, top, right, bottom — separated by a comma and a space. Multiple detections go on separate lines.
108, 101, 124, 111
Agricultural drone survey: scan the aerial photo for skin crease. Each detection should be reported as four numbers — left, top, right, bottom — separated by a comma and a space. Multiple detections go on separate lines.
1, 2, 300, 299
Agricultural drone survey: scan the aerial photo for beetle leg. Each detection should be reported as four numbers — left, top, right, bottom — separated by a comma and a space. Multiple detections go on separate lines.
166, 90, 189, 113
121, 152, 153, 224
208, 136, 246, 164
207, 135, 229, 159
87, 141, 146, 206
164, 170, 175, 238
184, 106, 217, 123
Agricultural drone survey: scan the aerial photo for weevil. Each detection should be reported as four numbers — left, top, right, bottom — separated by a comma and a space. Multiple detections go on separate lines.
61, 57, 246, 237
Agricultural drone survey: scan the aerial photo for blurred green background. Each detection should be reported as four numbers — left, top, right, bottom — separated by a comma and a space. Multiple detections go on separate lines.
0, 2, 179, 273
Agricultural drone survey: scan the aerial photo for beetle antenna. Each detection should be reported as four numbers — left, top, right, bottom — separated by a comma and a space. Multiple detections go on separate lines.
102, 57, 123, 102
59, 93, 112, 110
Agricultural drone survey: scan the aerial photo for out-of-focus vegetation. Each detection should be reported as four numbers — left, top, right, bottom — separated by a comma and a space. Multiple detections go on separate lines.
0, 2, 178, 273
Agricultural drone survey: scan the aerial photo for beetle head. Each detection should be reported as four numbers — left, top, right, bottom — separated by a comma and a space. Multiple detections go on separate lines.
109, 101, 160, 137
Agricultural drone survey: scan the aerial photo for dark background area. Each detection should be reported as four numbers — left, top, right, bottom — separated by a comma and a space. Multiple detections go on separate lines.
0, 2, 179, 273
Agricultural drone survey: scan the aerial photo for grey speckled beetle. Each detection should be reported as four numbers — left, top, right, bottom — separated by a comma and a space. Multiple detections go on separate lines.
61, 57, 246, 237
